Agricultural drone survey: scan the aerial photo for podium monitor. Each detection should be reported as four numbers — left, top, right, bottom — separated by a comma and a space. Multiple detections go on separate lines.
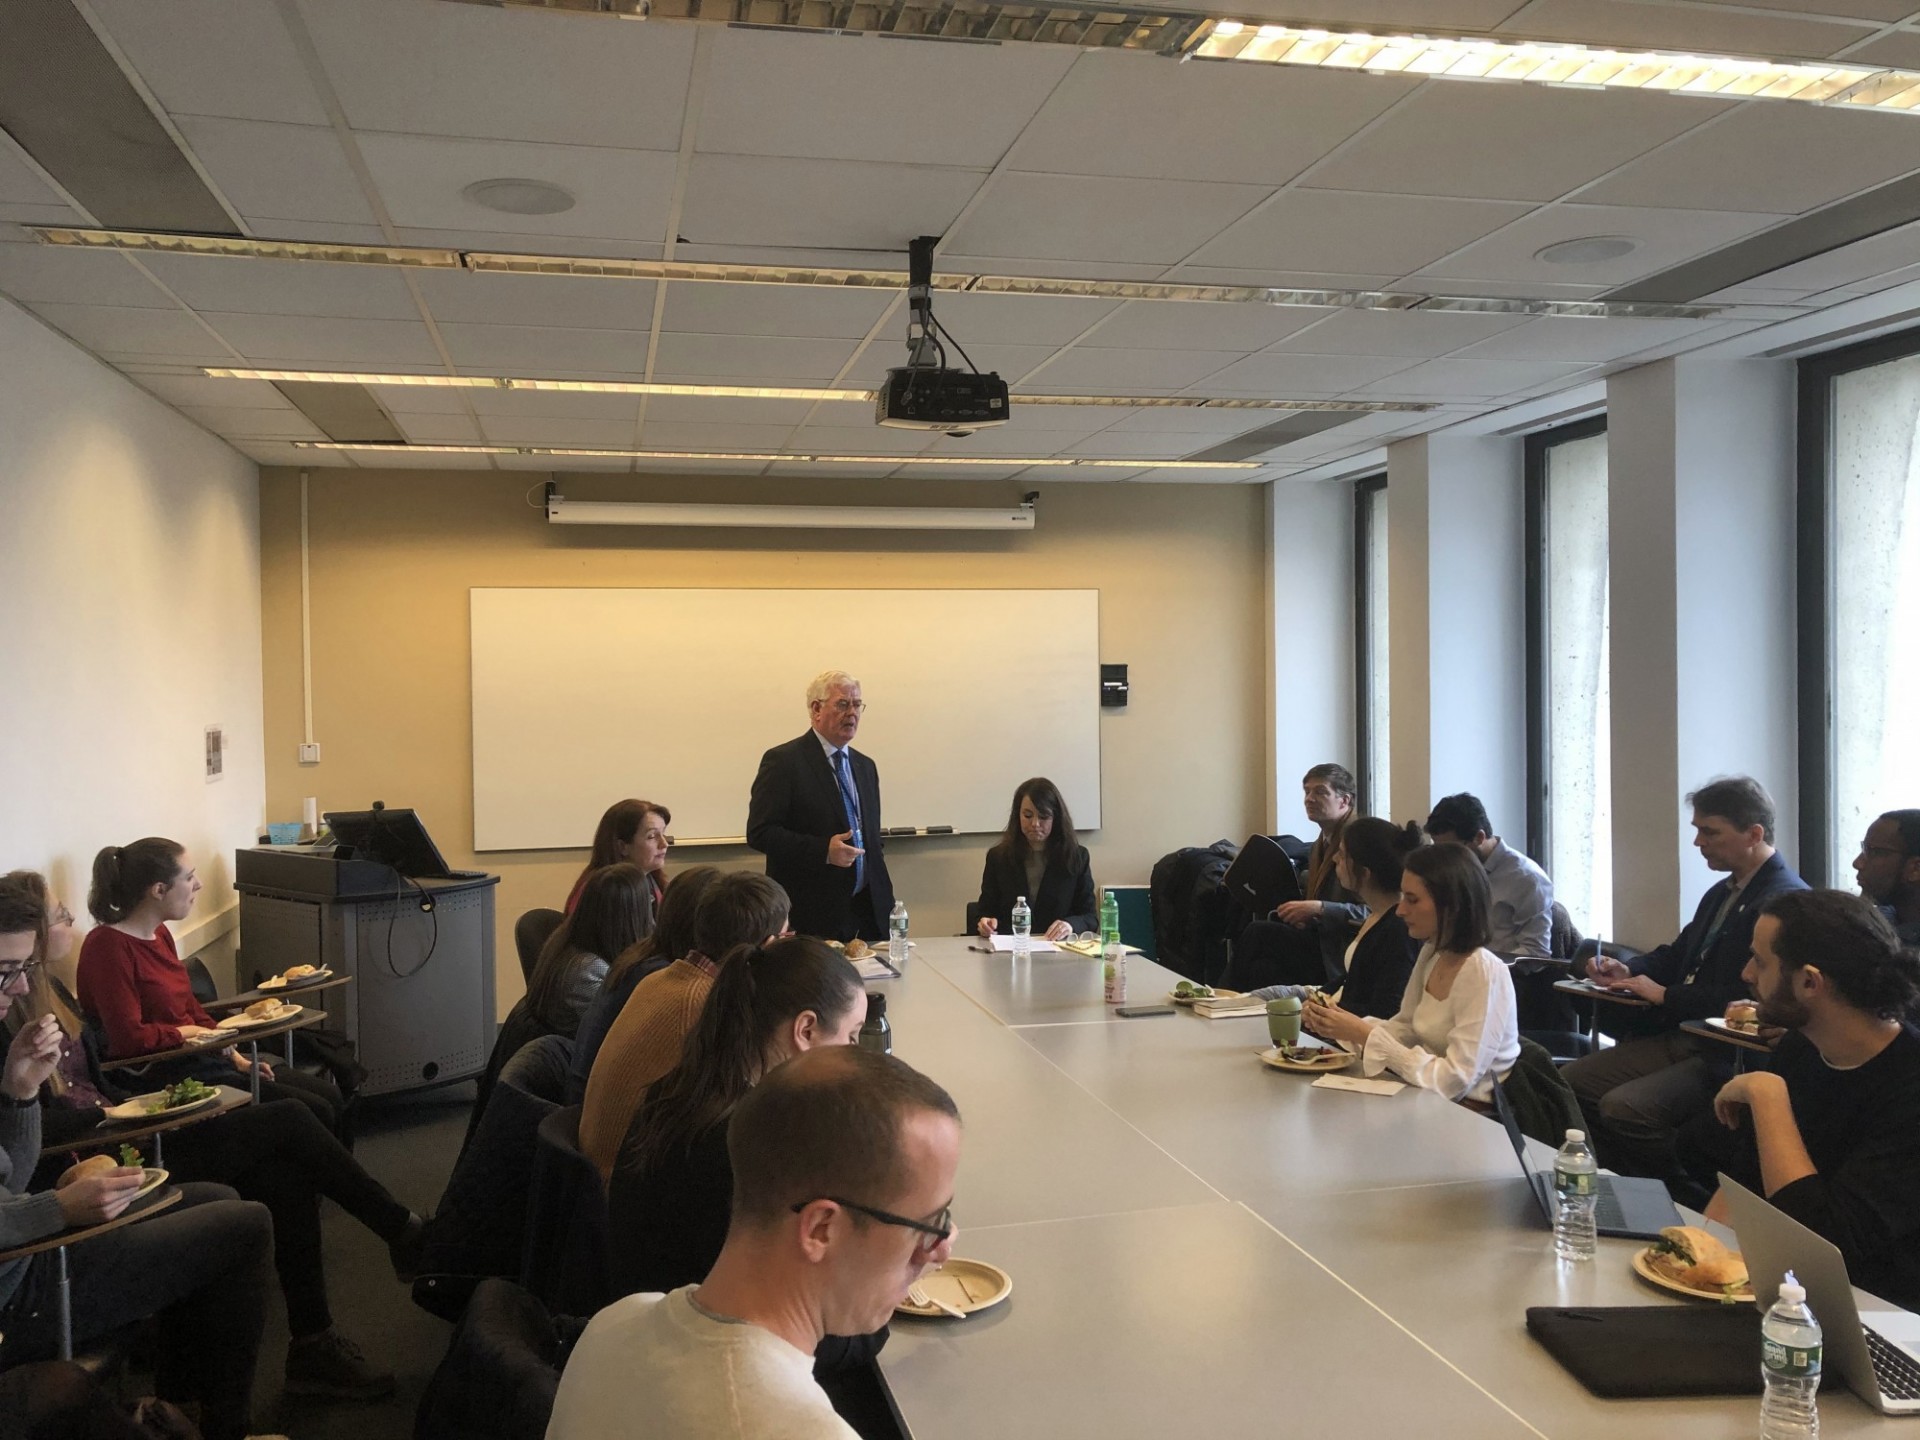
325, 807, 454, 880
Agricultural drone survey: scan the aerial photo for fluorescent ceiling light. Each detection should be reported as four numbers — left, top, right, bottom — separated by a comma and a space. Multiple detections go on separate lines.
1190, 24, 1920, 112
38, 229, 1720, 320
204, 367, 1434, 412
290, 441, 1260, 469
547, 497, 1038, 531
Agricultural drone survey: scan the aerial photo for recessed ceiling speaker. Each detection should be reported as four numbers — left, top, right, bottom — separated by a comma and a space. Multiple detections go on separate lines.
462, 178, 577, 216
1534, 235, 1640, 265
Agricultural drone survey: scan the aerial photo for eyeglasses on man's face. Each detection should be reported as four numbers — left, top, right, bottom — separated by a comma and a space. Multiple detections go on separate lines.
820, 698, 867, 715
791, 1196, 952, 1247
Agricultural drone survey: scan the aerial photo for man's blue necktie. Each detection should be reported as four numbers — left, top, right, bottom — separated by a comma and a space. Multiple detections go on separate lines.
831, 748, 866, 893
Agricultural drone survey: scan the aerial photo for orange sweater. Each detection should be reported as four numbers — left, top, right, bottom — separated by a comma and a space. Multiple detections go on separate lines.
580, 959, 715, 1177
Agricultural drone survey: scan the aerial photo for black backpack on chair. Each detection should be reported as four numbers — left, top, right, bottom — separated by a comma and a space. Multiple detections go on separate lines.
1149, 841, 1240, 983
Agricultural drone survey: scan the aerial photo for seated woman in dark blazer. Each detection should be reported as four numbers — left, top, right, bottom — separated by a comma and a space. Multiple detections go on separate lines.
974, 777, 1098, 943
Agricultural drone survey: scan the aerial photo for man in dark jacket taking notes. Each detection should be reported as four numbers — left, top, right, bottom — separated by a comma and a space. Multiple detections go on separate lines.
747, 670, 896, 942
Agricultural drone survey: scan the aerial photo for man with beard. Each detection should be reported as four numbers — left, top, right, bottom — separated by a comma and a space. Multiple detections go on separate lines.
1855, 808, 1920, 945
1679, 889, 1920, 1310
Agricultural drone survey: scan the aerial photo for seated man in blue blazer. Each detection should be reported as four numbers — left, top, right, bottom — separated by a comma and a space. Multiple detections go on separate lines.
747, 669, 895, 943
1564, 775, 1807, 1181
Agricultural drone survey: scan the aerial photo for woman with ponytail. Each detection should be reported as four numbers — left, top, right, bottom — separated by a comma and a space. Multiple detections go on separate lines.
607, 935, 864, 1297
76, 838, 347, 1136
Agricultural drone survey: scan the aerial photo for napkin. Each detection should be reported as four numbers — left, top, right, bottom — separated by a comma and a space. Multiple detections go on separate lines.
1310, 1074, 1405, 1096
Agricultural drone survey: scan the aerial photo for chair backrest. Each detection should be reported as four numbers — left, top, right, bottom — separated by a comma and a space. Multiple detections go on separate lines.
1549, 902, 1583, 961
1498, 1036, 1585, 1147
964, 901, 986, 936
413, 1278, 566, 1440
514, 908, 566, 986
184, 954, 219, 1006
522, 1105, 614, 1318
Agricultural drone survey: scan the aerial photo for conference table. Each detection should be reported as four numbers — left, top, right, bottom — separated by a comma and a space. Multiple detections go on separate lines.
876, 938, 1893, 1439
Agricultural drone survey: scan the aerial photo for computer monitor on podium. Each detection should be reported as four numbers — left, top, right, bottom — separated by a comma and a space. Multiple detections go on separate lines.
324, 806, 454, 880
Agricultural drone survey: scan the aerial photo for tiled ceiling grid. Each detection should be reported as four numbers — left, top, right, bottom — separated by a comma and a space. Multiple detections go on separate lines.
1, 0, 1919, 479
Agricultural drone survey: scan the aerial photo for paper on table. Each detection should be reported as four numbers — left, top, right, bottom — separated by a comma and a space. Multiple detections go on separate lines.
986, 935, 1058, 953
1310, 1074, 1405, 1097
852, 956, 897, 981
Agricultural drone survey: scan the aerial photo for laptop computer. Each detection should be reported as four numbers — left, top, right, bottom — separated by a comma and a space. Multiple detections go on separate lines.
1221, 834, 1303, 914
1491, 1082, 1684, 1240
1721, 1174, 1920, 1413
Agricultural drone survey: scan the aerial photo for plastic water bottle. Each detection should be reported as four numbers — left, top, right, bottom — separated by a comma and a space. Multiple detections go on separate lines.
1761, 1274, 1822, 1439
1011, 896, 1031, 959
1099, 890, 1121, 949
888, 900, 910, 967
857, 992, 891, 1055
1552, 1128, 1598, 1262
1101, 890, 1127, 1004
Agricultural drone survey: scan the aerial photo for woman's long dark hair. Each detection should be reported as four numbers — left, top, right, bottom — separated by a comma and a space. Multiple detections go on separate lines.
526, 863, 653, 1026
621, 935, 862, 1172
1341, 818, 1425, 897
989, 777, 1078, 871
1404, 841, 1492, 955
571, 798, 670, 898
604, 864, 720, 992
87, 838, 184, 924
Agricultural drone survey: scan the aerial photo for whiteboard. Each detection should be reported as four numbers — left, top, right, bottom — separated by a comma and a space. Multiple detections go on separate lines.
469, 588, 1101, 850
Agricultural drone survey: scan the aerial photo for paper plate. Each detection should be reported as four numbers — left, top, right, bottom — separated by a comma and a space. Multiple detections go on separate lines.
101, 1090, 220, 1123
217, 1002, 301, 1030
258, 968, 332, 991
1257, 1044, 1355, 1073
895, 1258, 1012, 1319
1168, 988, 1236, 1007
135, 1167, 170, 1199
1704, 1017, 1766, 1039
1630, 1248, 1754, 1305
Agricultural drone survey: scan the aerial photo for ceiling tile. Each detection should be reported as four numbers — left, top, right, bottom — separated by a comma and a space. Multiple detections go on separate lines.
841, 342, 1057, 386
392, 412, 483, 444
913, 429, 1073, 457
1081, 301, 1333, 352
1353, 358, 1595, 399
1021, 348, 1243, 392
90, 0, 328, 125
642, 395, 824, 426
1164, 265, 1399, 290
927, 293, 1116, 347
0, 144, 66, 206
680, 155, 987, 251
1268, 309, 1527, 358
1691, 0, 1916, 18
438, 322, 652, 374
635, 422, 799, 452
1414, 202, 1786, 287
500, 451, 629, 470
991, 404, 1127, 434
1735, 218, 1920, 293
464, 389, 639, 421
413, 271, 657, 331
1190, 190, 1533, 275
651, 331, 860, 383
232, 440, 320, 466
177, 404, 326, 440
355, 134, 679, 241
1304, 83, 1728, 203
1446, 315, 1725, 363
394, 229, 665, 261
1498, 0, 1874, 61
173, 117, 376, 225
1099, 406, 1300, 435
885, 463, 1032, 479
661, 283, 894, 340
252, 219, 391, 245
788, 425, 932, 454
299, 0, 695, 148
700, 29, 1074, 167
1060, 432, 1234, 459
1202, 351, 1417, 395
478, 416, 644, 448
945, 173, 1274, 265
139, 253, 419, 319
26, 302, 228, 359
763, 460, 899, 476
1010, 53, 1416, 186
0, 203, 82, 227
0, 241, 174, 308
1582, 105, 1920, 214
1844, 32, 1920, 68
125, 370, 285, 408
204, 312, 444, 366
367, 382, 470, 415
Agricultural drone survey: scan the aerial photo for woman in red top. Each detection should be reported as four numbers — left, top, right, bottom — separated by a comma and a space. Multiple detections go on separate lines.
564, 798, 670, 914
75, 837, 345, 1137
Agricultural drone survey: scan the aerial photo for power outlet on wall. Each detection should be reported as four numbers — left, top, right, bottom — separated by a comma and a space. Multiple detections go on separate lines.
297, 742, 321, 765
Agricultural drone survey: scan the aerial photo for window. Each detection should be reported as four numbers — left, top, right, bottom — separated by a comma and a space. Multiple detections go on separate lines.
1799, 328, 1920, 886
1354, 475, 1390, 816
1526, 419, 1612, 937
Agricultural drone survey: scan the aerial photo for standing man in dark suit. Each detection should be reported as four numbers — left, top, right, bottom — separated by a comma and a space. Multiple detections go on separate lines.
747, 670, 895, 942
1563, 775, 1807, 1181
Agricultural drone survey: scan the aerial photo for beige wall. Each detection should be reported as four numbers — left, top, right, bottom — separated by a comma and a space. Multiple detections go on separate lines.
259, 469, 1268, 1014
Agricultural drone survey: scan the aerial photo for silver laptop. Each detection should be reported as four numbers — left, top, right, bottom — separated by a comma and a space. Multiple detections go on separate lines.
1722, 1174, 1920, 1414
1491, 1082, 1683, 1239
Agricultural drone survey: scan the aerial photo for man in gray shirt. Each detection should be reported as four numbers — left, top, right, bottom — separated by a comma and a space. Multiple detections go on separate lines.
1426, 793, 1555, 958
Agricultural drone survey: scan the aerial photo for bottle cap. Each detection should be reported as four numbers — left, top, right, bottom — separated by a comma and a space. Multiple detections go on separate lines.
1779, 1272, 1805, 1305
1565, 1128, 1585, 1143
1016, 895, 1027, 905
866, 992, 887, 1019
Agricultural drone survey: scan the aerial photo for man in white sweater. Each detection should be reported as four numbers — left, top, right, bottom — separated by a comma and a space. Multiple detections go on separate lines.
548, 1045, 963, 1440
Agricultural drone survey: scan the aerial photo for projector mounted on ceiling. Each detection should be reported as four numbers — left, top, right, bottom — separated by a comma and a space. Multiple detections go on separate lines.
876, 235, 1008, 436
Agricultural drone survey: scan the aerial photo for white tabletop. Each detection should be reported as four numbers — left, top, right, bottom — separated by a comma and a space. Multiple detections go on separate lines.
874, 939, 1891, 1437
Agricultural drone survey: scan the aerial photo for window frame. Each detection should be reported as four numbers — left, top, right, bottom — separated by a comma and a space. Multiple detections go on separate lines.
1795, 323, 1920, 887
1353, 473, 1387, 816
1523, 414, 1609, 869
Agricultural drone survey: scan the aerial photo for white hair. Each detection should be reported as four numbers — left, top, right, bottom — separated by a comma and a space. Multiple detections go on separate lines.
806, 669, 860, 706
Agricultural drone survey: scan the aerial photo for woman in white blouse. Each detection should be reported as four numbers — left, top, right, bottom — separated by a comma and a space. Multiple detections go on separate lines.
1304, 841, 1519, 1104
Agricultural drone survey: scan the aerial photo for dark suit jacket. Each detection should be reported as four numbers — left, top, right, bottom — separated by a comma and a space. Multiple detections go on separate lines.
746, 732, 895, 942
1336, 909, 1420, 1023
976, 843, 1097, 937
1617, 851, 1808, 1031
